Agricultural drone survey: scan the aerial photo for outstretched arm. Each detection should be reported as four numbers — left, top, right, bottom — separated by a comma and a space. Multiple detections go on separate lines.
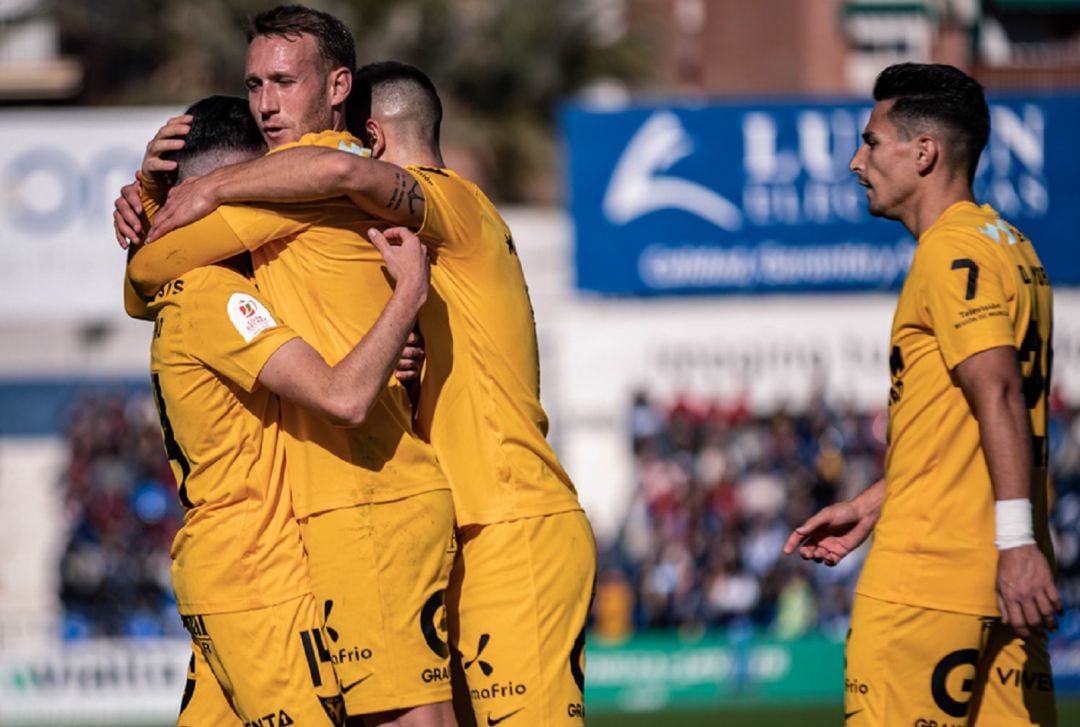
257, 228, 429, 426
955, 345, 1061, 637
147, 147, 424, 243
782, 478, 884, 565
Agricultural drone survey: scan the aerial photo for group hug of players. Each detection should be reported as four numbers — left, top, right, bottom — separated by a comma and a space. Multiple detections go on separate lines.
112, 4, 1063, 726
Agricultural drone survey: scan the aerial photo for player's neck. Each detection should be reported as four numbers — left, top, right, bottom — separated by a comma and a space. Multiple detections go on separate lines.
907, 179, 975, 239
382, 143, 444, 169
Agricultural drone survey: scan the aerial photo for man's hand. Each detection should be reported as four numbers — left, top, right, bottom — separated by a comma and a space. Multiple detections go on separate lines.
783, 499, 876, 566
368, 227, 429, 383
147, 174, 222, 243
368, 226, 430, 296
113, 175, 145, 249
142, 114, 191, 181
396, 330, 425, 383
997, 545, 1062, 637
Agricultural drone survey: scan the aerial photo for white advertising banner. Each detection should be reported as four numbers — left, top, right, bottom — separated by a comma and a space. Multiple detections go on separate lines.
0, 107, 180, 320
0, 638, 190, 725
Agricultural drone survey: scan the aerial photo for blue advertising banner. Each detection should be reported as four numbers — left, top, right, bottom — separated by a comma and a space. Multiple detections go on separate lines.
563, 95, 1080, 295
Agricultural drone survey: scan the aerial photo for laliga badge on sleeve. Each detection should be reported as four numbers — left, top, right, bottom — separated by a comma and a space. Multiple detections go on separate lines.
227, 293, 277, 343
338, 140, 372, 157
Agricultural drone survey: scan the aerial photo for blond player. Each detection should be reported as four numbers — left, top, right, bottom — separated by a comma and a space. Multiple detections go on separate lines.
123, 7, 457, 726
127, 94, 433, 725
783, 63, 1060, 725
125, 61, 596, 726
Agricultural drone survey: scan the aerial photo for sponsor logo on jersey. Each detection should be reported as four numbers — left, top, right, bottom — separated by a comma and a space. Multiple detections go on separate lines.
227, 293, 277, 342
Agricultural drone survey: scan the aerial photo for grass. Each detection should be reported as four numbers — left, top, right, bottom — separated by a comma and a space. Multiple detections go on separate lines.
587, 699, 1080, 726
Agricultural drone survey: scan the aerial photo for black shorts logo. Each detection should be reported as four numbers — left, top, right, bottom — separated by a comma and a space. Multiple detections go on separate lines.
420, 589, 449, 658
930, 649, 979, 718
464, 633, 494, 676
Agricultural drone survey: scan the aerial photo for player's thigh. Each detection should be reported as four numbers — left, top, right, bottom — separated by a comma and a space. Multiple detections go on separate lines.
969, 624, 1055, 726
177, 641, 242, 727
846, 595, 992, 726
448, 510, 596, 727
195, 594, 345, 726
301, 491, 456, 716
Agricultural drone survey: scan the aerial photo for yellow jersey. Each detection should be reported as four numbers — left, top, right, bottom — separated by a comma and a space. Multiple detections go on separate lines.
214, 132, 449, 517
146, 264, 310, 615
856, 202, 1054, 616
407, 165, 583, 526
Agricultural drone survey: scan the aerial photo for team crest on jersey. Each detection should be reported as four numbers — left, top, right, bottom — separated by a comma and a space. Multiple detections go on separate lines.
227, 293, 277, 342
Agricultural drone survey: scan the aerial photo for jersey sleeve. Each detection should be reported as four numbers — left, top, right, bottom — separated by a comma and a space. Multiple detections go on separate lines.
407, 166, 477, 253
216, 203, 313, 252
187, 270, 299, 393
128, 211, 248, 294
918, 230, 1016, 370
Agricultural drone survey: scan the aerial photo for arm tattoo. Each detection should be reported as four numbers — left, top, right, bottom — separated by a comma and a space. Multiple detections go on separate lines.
387, 172, 408, 211
407, 180, 424, 216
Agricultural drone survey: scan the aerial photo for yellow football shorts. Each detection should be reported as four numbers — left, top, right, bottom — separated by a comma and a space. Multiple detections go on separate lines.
177, 641, 241, 727
447, 510, 597, 727
180, 592, 345, 726
845, 593, 1056, 726
300, 489, 457, 715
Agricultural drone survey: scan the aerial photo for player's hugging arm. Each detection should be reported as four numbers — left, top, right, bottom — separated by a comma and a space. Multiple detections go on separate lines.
145, 147, 425, 243
258, 228, 429, 426
127, 213, 250, 299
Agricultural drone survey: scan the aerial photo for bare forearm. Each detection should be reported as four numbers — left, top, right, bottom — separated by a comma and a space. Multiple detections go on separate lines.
208, 149, 421, 227
209, 148, 354, 206
976, 389, 1033, 501
852, 478, 885, 522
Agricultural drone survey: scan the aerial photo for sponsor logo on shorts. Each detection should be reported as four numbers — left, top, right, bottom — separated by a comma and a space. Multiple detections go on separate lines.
569, 626, 586, 694
420, 590, 449, 658
181, 615, 214, 657
244, 709, 294, 727
914, 720, 964, 727
486, 707, 524, 725
464, 633, 495, 677
567, 703, 585, 718
422, 666, 450, 683
930, 649, 979, 719
845, 677, 870, 695
471, 681, 528, 701
464, 634, 532, 704
995, 667, 1053, 692
340, 673, 373, 693
320, 600, 375, 664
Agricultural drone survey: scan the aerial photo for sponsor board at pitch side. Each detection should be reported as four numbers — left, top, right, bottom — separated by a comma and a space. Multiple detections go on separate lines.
563, 95, 1080, 296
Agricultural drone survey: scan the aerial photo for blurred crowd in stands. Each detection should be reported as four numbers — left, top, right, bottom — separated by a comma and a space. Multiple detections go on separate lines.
58, 389, 186, 639
590, 389, 1080, 643
57, 386, 1080, 642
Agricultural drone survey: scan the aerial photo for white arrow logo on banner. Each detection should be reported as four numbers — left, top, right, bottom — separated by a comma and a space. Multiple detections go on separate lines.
602, 110, 742, 231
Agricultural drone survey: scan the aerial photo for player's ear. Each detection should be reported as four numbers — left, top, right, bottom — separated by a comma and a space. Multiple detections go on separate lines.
329, 66, 351, 107
366, 119, 386, 158
915, 134, 938, 176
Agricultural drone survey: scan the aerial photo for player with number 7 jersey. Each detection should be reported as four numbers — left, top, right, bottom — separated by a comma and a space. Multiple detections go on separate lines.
859, 200, 1054, 615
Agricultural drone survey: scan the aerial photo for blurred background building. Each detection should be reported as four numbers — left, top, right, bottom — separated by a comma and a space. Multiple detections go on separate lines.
1, 1, 1080, 724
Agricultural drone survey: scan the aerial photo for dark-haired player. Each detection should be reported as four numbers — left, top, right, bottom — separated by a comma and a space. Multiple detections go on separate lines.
126, 93, 431, 726
784, 63, 1060, 724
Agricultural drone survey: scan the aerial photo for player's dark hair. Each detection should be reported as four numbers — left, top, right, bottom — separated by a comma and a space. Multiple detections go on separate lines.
349, 61, 443, 146
164, 95, 266, 180
872, 63, 989, 184
247, 4, 356, 74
